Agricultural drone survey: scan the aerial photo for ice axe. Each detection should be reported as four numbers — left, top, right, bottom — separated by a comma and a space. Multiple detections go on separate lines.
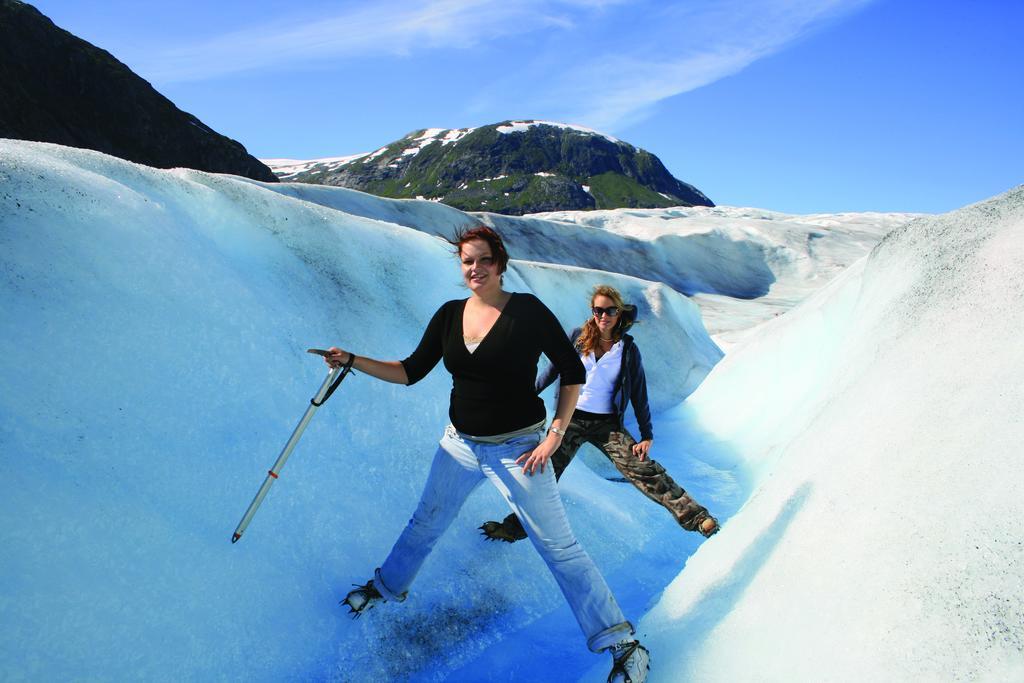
231, 349, 355, 544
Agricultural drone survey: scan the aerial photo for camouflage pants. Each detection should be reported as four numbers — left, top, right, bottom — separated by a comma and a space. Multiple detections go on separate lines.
499, 412, 714, 536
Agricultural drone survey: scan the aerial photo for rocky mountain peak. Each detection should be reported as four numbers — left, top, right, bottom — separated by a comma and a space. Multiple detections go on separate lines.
0, 0, 276, 182
266, 120, 711, 214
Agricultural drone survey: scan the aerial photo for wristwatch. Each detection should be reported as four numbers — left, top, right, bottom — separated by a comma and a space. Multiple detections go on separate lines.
549, 425, 566, 437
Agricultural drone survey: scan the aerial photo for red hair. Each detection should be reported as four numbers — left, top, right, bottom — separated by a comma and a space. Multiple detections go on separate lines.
448, 225, 510, 274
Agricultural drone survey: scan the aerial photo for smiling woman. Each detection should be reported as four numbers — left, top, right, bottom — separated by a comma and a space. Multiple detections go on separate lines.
458, 225, 508, 292
321, 225, 651, 681
481, 284, 720, 544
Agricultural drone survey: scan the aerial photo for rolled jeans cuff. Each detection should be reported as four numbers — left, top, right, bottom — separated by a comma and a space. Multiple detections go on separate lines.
587, 621, 635, 653
374, 567, 407, 602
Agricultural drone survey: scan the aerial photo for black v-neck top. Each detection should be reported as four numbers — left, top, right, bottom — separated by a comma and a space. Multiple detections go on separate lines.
401, 292, 586, 436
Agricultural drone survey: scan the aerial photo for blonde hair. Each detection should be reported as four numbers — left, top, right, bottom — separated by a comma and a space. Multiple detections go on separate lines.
577, 285, 632, 356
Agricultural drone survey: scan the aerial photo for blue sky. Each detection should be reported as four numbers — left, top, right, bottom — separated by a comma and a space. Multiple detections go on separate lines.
32, 0, 1023, 214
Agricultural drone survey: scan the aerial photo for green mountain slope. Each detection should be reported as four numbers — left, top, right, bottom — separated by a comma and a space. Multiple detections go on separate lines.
268, 121, 711, 214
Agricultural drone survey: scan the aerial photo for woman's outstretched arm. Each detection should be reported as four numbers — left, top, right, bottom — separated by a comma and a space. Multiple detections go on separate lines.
322, 303, 448, 386
324, 348, 409, 384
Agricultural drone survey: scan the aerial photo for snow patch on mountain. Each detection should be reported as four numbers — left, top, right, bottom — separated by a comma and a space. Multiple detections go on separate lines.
264, 127, 480, 178
496, 120, 622, 144
439, 127, 475, 144
400, 128, 447, 156
262, 153, 371, 179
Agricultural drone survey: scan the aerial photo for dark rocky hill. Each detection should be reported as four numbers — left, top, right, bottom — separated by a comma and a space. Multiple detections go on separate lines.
269, 121, 711, 214
0, 0, 276, 182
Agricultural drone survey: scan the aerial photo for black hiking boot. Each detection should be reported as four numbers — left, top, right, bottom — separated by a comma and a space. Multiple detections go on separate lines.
340, 579, 383, 618
479, 513, 527, 543
607, 640, 650, 683
697, 514, 720, 538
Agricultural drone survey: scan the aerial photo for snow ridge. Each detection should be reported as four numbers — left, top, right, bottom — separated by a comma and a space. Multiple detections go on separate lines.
638, 187, 1024, 682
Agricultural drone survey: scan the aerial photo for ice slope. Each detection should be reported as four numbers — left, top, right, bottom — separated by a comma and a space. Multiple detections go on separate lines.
0, 140, 723, 681
243, 178, 479, 245
2, 137, 969, 682
246, 179, 917, 338
637, 188, 1024, 681
537, 206, 921, 347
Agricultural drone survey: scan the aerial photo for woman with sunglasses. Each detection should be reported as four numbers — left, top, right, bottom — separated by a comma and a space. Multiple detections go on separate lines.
322, 229, 649, 683
481, 284, 719, 544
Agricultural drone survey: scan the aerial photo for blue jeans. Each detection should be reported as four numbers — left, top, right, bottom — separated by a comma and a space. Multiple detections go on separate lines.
376, 425, 634, 652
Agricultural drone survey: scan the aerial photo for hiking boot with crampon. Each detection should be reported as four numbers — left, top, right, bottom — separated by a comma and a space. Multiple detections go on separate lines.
479, 513, 527, 543
607, 640, 650, 683
340, 579, 383, 618
697, 515, 720, 538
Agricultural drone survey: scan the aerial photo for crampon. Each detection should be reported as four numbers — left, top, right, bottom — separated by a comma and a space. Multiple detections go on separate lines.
340, 579, 383, 618
478, 515, 527, 543
607, 640, 650, 683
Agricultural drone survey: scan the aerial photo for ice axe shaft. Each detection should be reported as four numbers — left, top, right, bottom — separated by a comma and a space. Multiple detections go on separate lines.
231, 352, 354, 543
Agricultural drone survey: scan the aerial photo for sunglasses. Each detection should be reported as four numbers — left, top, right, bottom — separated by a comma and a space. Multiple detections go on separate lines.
592, 306, 620, 318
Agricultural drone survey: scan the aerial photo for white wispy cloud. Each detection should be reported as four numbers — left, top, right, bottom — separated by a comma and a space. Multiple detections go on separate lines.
141, 0, 613, 82
142, 0, 873, 133
520, 0, 878, 132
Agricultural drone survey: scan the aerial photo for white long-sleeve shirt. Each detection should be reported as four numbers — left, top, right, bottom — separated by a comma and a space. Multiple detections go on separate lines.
575, 341, 623, 414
